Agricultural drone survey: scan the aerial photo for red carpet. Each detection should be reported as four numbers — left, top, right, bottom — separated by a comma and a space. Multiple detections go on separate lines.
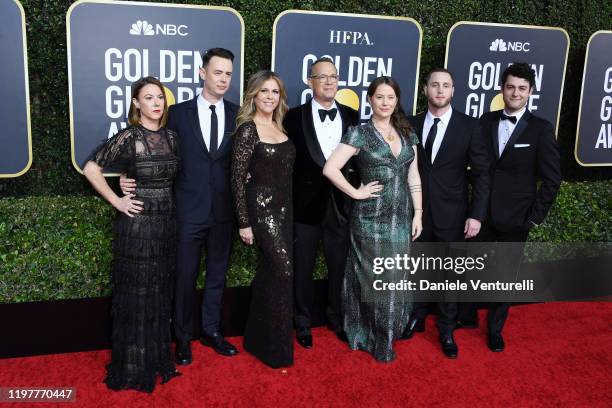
1, 302, 611, 407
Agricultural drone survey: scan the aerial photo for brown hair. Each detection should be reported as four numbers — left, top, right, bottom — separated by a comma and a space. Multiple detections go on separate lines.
367, 76, 412, 137
127, 76, 168, 127
236, 70, 288, 132
424, 68, 455, 85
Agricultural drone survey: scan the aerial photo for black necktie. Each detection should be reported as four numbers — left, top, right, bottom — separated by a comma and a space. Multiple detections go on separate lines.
209, 105, 218, 155
318, 108, 338, 122
500, 113, 517, 124
425, 118, 441, 163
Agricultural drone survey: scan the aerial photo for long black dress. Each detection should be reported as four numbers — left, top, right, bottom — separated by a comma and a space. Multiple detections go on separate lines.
231, 121, 295, 368
88, 125, 180, 392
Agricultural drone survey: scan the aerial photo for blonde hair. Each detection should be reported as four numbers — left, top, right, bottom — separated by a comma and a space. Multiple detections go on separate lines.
236, 70, 288, 132
127, 76, 168, 127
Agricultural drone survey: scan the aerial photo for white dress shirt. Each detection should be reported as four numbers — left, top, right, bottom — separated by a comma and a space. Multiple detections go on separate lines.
197, 94, 225, 151
422, 108, 453, 163
497, 107, 526, 156
311, 99, 343, 160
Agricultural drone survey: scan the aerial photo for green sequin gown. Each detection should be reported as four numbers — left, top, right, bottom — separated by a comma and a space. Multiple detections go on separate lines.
341, 121, 419, 362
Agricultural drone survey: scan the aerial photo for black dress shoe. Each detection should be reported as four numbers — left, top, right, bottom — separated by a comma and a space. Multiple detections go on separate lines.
456, 319, 479, 329
175, 340, 192, 365
439, 335, 458, 359
200, 332, 238, 356
487, 333, 505, 352
296, 328, 312, 349
400, 318, 425, 340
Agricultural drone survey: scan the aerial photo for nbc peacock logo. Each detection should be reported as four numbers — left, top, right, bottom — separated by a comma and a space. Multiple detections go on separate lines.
489, 38, 508, 52
130, 20, 154, 36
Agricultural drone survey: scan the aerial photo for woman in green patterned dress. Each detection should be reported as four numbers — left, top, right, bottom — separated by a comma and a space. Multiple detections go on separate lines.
323, 76, 423, 362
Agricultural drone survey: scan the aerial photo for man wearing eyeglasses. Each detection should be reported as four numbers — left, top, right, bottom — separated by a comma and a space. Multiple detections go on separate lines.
283, 57, 360, 349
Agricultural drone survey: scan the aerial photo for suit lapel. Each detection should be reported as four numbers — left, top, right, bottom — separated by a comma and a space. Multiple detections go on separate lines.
499, 110, 530, 161
412, 112, 429, 168
491, 111, 501, 160
431, 109, 457, 166
215, 100, 236, 158
187, 97, 210, 156
301, 100, 326, 168
337, 102, 350, 135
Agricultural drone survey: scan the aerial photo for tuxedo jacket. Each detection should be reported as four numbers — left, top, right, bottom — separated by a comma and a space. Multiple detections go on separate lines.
167, 97, 239, 225
479, 109, 561, 232
283, 100, 360, 225
408, 109, 490, 231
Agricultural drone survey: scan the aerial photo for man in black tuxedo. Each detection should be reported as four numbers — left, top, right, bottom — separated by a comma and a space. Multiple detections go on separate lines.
404, 68, 490, 359
458, 62, 561, 352
283, 57, 359, 348
121, 48, 240, 365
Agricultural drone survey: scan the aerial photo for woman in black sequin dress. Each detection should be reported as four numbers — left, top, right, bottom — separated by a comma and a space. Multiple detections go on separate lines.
231, 70, 295, 368
83, 77, 180, 392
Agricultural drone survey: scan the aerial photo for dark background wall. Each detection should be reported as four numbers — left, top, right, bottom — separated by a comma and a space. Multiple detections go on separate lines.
1, 0, 611, 197
0, 1, 610, 303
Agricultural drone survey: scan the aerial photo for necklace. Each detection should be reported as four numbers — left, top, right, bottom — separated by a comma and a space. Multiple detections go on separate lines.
374, 122, 395, 142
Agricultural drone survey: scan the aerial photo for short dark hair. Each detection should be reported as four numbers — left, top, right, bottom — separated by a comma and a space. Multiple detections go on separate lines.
425, 68, 454, 85
502, 62, 535, 88
309, 57, 336, 77
201, 48, 234, 68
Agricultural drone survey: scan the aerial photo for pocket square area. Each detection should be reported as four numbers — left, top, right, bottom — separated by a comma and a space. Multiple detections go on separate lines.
514, 144, 530, 148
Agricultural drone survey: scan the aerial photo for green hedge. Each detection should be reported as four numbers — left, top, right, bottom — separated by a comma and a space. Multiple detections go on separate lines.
1, 180, 609, 303
0, 0, 611, 198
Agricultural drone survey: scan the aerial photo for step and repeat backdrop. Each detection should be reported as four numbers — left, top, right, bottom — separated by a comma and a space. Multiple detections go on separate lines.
445, 21, 569, 133
2, 1, 610, 175
272, 10, 422, 119
67, 0, 244, 173
0, 0, 31, 178
574, 31, 612, 166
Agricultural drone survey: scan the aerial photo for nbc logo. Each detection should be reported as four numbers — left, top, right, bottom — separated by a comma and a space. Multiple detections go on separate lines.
130, 20, 154, 36
489, 38, 507, 52
489, 38, 531, 52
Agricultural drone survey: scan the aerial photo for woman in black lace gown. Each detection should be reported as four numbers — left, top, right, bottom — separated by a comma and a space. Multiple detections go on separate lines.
231, 70, 295, 368
83, 77, 180, 392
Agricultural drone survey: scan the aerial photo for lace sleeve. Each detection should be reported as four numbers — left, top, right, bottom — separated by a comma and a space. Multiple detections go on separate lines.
85, 127, 136, 172
231, 121, 258, 229
167, 128, 181, 173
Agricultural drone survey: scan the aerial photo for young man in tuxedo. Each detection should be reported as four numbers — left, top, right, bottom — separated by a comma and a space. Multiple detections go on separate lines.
283, 57, 360, 349
404, 68, 490, 359
458, 62, 561, 352
121, 48, 240, 364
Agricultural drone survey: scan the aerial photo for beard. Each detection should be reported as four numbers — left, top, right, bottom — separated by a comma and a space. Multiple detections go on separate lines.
428, 96, 451, 109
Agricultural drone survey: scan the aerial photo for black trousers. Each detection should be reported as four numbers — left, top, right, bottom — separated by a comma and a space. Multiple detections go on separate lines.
458, 222, 529, 335
174, 221, 234, 342
293, 201, 349, 333
412, 210, 465, 336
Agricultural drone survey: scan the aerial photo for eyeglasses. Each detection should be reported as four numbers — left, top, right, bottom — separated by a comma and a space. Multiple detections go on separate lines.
311, 74, 339, 83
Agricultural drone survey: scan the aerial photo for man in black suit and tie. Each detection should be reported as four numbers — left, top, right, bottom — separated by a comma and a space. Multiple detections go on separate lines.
283, 57, 359, 348
121, 48, 240, 365
458, 62, 561, 352
403, 68, 490, 359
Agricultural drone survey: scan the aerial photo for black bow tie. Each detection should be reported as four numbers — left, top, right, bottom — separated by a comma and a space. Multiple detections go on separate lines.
500, 113, 517, 124
318, 108, 338, 122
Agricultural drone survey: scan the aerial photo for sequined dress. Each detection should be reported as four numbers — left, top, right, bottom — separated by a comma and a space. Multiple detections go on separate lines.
231, 121, 296, 368
88, 125, 180, 392
341, 121, 419, 362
